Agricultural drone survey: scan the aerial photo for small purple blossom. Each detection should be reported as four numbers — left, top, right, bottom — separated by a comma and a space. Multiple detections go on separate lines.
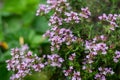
36, 4, 50, 16
47, 54, 64, 67
79, 7, 91, 18
63, 66, 73, 76
113, 50, 120, 63
63, 66, 81, 80
64, 11, 80, 23
49, 13, 63, 27
72, 71, 81, 80
68, 53, 76, 61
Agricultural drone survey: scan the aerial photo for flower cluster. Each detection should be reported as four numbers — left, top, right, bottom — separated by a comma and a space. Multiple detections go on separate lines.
93, 35, 107, 42
80, 7, 91, 18
64, 11, 80, 23
68, 53, 76, 61
63, 66, 81, 80
63, 66, 73, 76
36, 0, 70, 15
48, 13, 63, 27
47, 0, 71, 13
37, 0, 91, 27
85, 35, 108, 55
98, 14, 120, 30
64, 7, 91, 23
47, 54, 64, 67
82, 35, 108, 72
48, 7, 91, 27
36, 4, 50, 15
95, 67, 114, 80
113, 50, 120, 63
6, 45, 45, 80
72, 71, 81, 80
43, 27, 77, 51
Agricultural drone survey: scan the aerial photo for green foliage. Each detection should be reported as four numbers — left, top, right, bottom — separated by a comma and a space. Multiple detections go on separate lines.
0, 63, 12, 80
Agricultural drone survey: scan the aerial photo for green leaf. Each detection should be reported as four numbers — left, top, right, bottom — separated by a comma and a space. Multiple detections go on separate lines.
0, 14, 3, 41
0, 51, 11, 62
3, 18, 21, 34
22, 12, 35, 27
31, 35, 46, 44
0, 63, 12, 80
28, 30, 36, 41
2, 0, 27, 15
32, 16, 49, 34
2, 0, 40, 15
0, 33, 3, 41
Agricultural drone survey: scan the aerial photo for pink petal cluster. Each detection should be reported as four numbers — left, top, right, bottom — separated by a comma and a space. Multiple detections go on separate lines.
68, 53, 76, 61
36, 4, 50, 15
36, 0, 70, 15
6, 45, 45, 80
48, 7, 91, 27
63, 66, 73, 76
93, 35, 107, 42
95, 67, 114, 80
47, 54, 64, 67
64, 11, 80, 23
98, 13, 120, 30
49, 13, 63, 27
47, 0, 70, 13
85, 35, 108, 55
37, 0, 91, 27
43, 27, 77, 51
79, 7, 91, 18
113, 50, 120, 63
63, 66, 81, 80
64, 7, 91, 23
72, 71, 81, 80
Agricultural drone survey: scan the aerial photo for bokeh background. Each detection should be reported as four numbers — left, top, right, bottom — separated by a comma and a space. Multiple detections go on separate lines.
1, 0, 120, 80
0, 0, 50, 80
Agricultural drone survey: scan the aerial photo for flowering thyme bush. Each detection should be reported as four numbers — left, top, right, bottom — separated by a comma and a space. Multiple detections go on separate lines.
6, 0, 120, 80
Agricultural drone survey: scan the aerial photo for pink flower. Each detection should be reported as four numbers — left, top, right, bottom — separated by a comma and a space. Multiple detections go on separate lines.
113, 50, 120, 63
47, 54, 64, 67
69, 53, 76, 61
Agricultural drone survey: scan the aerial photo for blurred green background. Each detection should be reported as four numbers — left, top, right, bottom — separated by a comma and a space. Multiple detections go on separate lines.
0, 0, 50, 80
